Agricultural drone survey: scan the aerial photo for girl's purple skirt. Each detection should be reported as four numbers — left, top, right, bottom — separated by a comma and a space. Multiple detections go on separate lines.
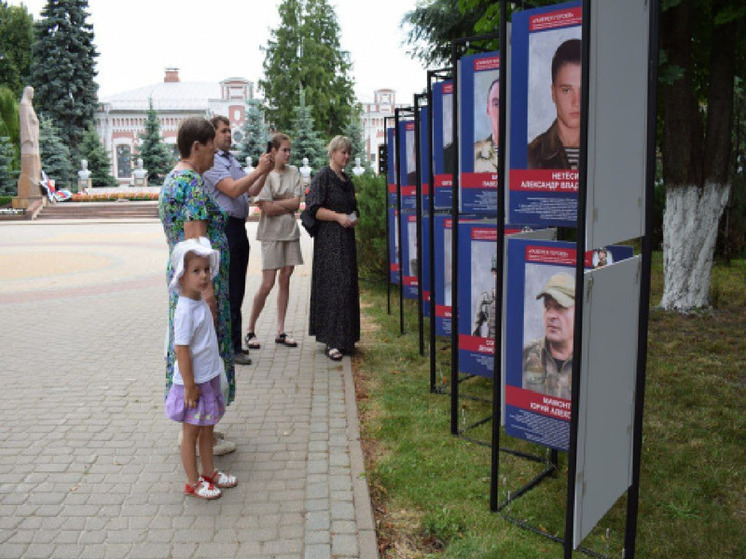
165, 375, 225, 426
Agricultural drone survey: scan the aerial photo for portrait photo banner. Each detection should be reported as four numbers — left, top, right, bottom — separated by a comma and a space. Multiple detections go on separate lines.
401, 210, 419, 300
387, 127, 397, 206
432, 80, 454, 211
509, 1, 582, 227
433, 214, 453, 337
398, 120, 417, 210
420, 105, 430, 211
459, 52, 500, 216
388, 207, 400, 285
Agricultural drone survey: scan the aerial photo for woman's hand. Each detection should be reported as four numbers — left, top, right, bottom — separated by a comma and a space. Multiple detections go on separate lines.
184, 384, 200, 409
336, 212, 357, 228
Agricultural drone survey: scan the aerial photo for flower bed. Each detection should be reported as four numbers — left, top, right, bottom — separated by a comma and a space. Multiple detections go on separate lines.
71, 192, 160, 202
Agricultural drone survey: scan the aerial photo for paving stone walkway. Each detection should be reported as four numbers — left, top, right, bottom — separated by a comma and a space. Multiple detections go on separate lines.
0, 219, 377, 559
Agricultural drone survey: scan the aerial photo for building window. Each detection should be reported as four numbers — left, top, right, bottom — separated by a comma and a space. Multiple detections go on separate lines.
117, 145, 132, 178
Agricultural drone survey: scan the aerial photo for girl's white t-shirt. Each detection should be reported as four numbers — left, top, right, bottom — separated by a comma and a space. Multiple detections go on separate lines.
172, 296, 223, 385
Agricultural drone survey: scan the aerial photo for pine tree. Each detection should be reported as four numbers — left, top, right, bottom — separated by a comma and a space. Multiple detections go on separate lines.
290, 89, 326, 172
39, 114, 74, 188
138, 99, 173, 183
79, 127, 117, 186
260, 0, 304, 133
344, 106, 371, 171
261, 0, 356, 137
0, 135, 18, 196
235, 98, 270, 168
30, 0, 99, 160
0, 2, 35, 99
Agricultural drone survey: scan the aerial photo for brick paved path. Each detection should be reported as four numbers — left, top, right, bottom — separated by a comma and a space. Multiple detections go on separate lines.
0, 220, 377, 559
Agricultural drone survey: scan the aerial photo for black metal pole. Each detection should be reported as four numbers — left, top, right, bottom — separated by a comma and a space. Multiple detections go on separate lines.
450, 41, 460, 435
414, 93, 426, 357
624, 0, 659, 556
490, 0, 508, 513
564, 0, 592, 555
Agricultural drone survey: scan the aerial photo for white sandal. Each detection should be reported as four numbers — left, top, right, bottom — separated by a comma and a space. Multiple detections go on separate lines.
202, 470, 238, 488
185, 479, 221, 500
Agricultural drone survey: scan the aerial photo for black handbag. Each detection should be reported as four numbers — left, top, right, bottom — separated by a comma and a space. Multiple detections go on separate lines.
300, 207, 319, 237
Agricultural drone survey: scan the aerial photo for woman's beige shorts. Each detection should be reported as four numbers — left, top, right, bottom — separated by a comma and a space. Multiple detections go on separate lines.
261, 240, 304, 270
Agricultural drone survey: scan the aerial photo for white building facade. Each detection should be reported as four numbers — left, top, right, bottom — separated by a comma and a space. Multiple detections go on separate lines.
359, 89, 406, 174
95, 68, 253, 184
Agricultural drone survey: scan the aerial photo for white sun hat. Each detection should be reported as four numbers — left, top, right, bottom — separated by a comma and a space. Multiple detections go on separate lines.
168, 237, 220, 293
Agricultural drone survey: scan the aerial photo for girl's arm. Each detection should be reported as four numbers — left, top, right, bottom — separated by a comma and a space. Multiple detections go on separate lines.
257, 197, 301, 216
175, 345, 200, 407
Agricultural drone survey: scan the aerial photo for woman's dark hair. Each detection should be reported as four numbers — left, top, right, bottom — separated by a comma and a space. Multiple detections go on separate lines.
177, 117, 215, 159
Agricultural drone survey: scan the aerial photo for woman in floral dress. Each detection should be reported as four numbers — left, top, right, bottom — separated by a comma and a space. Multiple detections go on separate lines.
158, 117, 236, 455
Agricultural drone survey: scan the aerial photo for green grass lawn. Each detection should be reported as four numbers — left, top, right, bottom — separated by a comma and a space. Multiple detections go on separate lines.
353, 253, 745, 558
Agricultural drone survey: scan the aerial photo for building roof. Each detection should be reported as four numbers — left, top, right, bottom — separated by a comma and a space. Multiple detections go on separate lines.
98, 80, 248, 111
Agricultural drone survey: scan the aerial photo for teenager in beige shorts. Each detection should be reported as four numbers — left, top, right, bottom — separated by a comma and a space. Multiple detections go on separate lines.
245, 133, 304, 349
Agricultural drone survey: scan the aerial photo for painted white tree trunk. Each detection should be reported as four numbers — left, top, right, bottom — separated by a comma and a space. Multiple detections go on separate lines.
661, 182, 730, 311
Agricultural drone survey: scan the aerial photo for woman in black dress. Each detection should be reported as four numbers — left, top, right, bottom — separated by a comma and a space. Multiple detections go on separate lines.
305, 136, 360, 360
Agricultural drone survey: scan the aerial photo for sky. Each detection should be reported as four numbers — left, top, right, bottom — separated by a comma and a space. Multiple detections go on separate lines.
9, 0, 428, 104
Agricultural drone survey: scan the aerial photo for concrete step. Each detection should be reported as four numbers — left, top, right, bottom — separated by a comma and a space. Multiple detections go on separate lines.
37, 201, 159, 220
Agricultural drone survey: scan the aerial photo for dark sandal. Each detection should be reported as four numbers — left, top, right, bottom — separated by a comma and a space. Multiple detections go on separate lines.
275, 333, 298, 347
245, 332, 261, 349
326, 346, 343, 361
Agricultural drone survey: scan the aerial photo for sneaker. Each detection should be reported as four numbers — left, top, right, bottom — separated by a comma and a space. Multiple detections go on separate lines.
234, 353, 252, 365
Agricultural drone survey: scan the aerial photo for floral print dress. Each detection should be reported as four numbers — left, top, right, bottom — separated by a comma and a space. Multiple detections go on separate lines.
158, 169, 235, 405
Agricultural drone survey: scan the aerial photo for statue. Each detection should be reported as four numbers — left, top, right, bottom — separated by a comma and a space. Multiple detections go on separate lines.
299, 157, 312, 186
243, 156, 254, 174
352, 157, 365, 177
13, 86, 43, 209
132, 157, 148, 187
78, 159, 92, 193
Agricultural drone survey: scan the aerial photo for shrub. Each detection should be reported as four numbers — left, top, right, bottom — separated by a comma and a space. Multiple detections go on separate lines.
353, 171, 387, 282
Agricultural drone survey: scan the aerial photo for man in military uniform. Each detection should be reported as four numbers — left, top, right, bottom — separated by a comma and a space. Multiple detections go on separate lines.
522, 272, 575, 399
473, 79, 499, 173
473, 253, 498, 338
527, 39, 582, 170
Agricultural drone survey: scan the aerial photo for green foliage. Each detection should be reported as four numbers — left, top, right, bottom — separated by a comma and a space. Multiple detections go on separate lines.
235, 98, 270, 168
344, 106, 372, 172
79, 127, 117, 187
30, 0, 99, 160
261, 0, 356, 137
353, 171, 386, 281
39, 114, 73, 188
0, 1, 35, 99
402, 0, 492, 66
138, 99, 173, 183
0, 135, 18, 195
0, 87, 20, 168
289, 89, 326, 171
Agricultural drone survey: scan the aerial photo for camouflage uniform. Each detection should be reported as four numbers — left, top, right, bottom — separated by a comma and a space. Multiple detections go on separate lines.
473, 135, 497, 173
522, 337, 573, 400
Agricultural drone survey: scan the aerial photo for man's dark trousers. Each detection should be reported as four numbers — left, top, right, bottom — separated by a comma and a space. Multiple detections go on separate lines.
225, 216, 250, 353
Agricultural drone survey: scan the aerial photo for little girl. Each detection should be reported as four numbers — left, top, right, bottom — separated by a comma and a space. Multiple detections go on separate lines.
165, 238, 238, 499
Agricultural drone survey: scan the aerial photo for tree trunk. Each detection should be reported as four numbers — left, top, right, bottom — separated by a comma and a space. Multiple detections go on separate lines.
661, 182, 730, 311
659, 1, 736, 311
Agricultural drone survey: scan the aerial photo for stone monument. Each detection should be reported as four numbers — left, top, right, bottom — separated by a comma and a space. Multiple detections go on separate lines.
13, 86, 43, 209
132, 158, 148, 187
352, 157, 365, 177
77, 159, 92, 193
299, 157, 312, 187
243, 156, 254, 174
